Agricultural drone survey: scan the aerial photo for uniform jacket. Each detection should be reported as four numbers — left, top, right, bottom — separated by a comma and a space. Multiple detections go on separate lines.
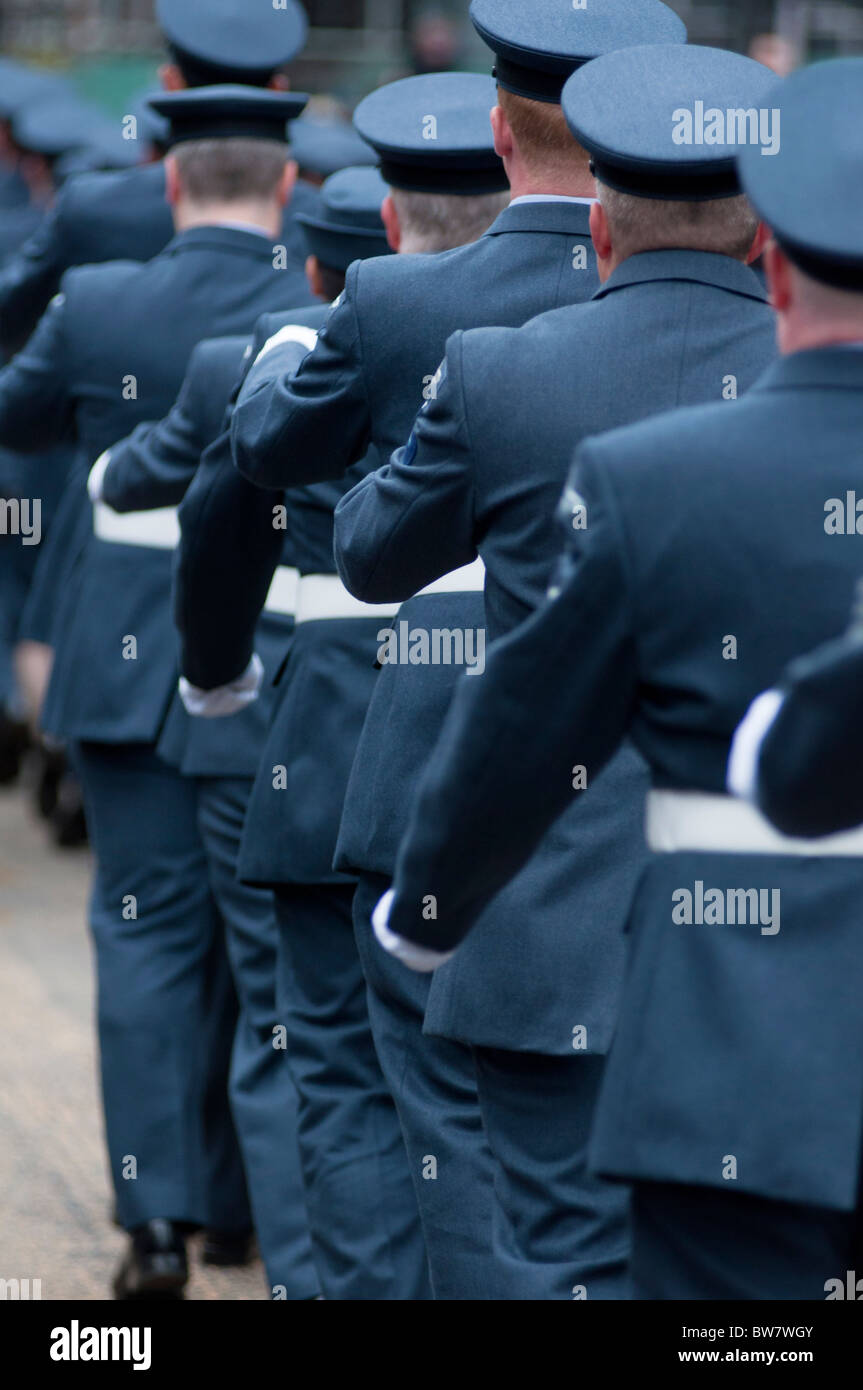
0, 224, 316, 744
387, 347, 863, 1206
229, 199, 602, 891
173, 307, 384, 880
0, 160, 320, 355
336, 251, 776, 1055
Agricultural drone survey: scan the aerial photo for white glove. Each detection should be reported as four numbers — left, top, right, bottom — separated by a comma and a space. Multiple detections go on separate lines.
726, 689, 786, 801
254, 323, 319, 365
179, 653, 264, 719
87, 450, 112, 502
372, 888, 455, 973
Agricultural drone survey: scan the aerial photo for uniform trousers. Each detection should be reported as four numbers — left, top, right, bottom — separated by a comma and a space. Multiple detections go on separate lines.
74, 741, 247, 1234
470, 1048, 631, 1300
631, 1178, 863, 1300
272, 882, 432, 1300
352, 871, 498, 1299
194, 777, 317, 1298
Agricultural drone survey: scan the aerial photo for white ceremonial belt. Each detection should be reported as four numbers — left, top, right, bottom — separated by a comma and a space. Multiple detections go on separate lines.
416, 559, 486, 596
93, 502, 179, 550
264, 566, 300, 617
295, 573, 400, 624
647, 789, 863, 858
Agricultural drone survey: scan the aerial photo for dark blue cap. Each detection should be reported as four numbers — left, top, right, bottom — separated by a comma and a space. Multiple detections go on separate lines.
289, 116, 377, 179
739, 58, 863, 291
12, 97, 115, 159
0, 64, 73, 121
56, 130, 140, 180
295, 165, 391, 270
148, 86, 309, 146
353, 72, 507, 196
563, 44, 777, 201
156, 0, 308, 79
470, 0, 687, 106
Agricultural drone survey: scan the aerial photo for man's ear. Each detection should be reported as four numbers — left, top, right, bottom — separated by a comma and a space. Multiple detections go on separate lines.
589, 200, 612, 263
158, 62, 186, 92
164, 154, 181, 205
765, 239, 792, 313
746, 220, 771, 265
381, 193, 401, 252
490, 104, 514, 163
279, 159, 298, 206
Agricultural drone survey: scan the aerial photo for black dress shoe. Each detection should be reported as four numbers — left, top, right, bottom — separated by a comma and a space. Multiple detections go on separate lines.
113, 1219, 188, 1300
201, 1228, 254, 1267
0, 710, 29, 785
49, 771, 88, 848
34, 742, 66, 819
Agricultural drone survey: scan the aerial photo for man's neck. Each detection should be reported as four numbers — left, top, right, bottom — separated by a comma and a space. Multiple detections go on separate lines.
507, 175, 595, 201
172, 204, 281, 238
780, 322, 863, 356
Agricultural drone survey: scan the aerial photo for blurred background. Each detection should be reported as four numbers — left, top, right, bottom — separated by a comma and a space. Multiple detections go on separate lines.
0, 1, 861, 118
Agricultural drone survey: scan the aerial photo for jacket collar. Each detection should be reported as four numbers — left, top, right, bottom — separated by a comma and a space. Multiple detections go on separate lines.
751, 345, 863, 396
483, 198, 594, 239
594, 249, 768, 305
163, 224, 277, 258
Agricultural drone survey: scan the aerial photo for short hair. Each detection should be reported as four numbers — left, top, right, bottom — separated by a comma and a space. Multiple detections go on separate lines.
597, 182, 760, 262
390, 188, 510, 253
171, 138, 287, 204
497, 87, 589, 182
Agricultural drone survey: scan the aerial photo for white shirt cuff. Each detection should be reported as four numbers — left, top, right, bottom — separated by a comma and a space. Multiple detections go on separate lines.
87, 450, 112, 503
727, 689, 786, 801
372, 888, 455, 974
179, 653, 264, 719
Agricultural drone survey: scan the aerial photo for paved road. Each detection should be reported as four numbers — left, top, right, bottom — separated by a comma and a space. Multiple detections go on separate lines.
0, 779, 268, 1301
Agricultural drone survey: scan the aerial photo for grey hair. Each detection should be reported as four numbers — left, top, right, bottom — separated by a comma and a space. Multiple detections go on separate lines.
391, 188, 510, 254
597, 182, 760, 263
171, 138, 287, 204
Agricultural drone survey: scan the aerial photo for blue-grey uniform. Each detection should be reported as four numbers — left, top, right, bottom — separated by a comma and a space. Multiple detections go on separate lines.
338, 43, 778, 1300
0, 0, 314, 355
177, 171, 436, 1300
232, 1, 686, 1299
0, 89, 318, 1288
0, 86, 81, 723
98, 331, 315, 1295
383, 58, 863, 1299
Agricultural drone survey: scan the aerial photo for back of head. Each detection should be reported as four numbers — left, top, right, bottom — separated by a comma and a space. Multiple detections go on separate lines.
352, 72, 511, 254
389, 188, 510, 254
496, 88, 590, 188
597, 183, 760, 262
171, 137, 287, 206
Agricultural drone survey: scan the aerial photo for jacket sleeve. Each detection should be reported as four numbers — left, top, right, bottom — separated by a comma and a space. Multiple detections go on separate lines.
756, 633, 863, 838
333, 332, 477, 604
0, 200, 68, 357
0, 291, 75, 451
101, 349, 247, 513
175, 424, 284, 691
387, 440, 639, 952
231, 263, 371, 489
